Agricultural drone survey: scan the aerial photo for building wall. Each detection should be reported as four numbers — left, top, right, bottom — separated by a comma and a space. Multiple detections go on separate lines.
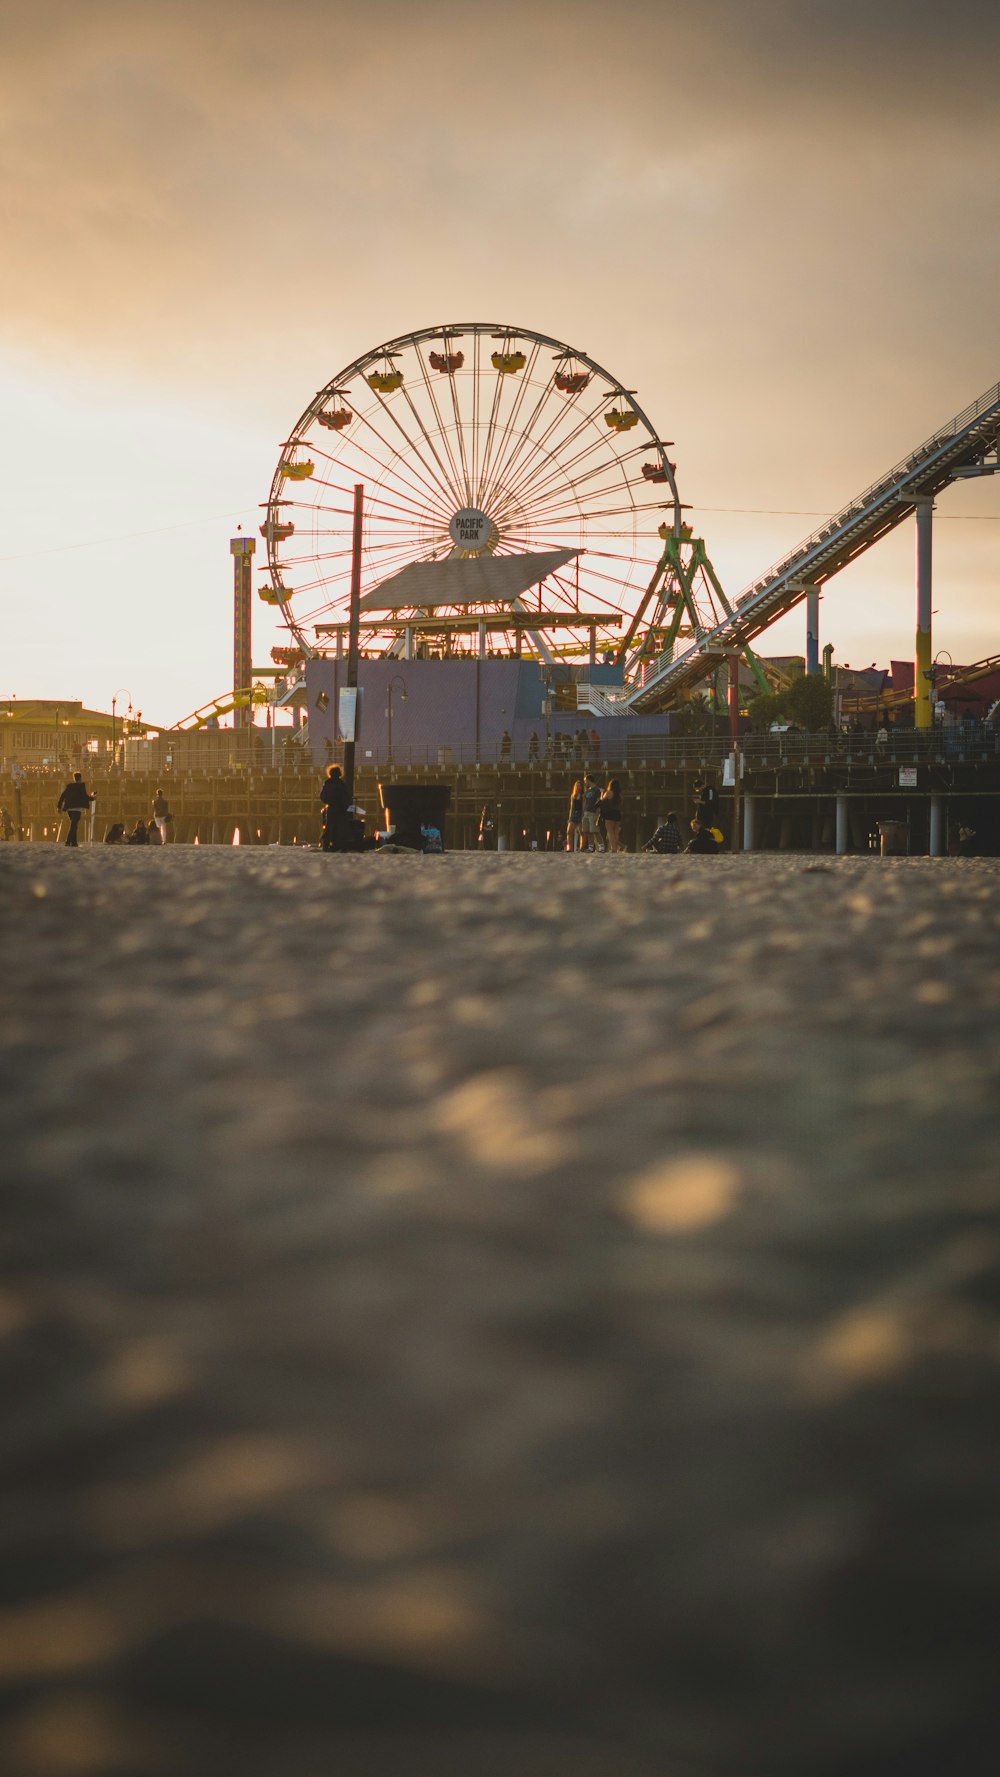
304, 657, 672, 764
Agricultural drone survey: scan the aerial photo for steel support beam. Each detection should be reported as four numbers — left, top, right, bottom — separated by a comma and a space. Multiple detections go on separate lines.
914, 497, 934, 731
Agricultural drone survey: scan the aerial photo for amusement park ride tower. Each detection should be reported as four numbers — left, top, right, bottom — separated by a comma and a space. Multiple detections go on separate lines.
230, 534, 255, 728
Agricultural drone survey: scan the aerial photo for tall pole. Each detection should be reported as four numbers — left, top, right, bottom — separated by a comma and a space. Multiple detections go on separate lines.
342, 485, 363, 801
914, 497, 934, 731
728, 649, 741, 851
230, 535, 255, 728
805, 587, 820, 676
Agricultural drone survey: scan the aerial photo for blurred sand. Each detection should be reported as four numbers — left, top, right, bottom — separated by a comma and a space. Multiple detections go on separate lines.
1, 848, 998, 1777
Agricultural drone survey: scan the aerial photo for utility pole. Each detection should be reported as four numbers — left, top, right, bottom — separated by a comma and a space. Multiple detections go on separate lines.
342, 485, 364, 802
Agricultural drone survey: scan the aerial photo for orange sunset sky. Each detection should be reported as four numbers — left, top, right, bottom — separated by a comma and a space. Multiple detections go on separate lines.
1, 0, 998, 722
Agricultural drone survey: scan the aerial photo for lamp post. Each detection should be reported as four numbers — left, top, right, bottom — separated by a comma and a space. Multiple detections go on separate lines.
386, 674, 407, 766
110, 688, 132, 769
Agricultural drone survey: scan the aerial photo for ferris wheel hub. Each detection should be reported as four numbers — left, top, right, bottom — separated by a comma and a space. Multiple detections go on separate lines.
448, 507, 499, 556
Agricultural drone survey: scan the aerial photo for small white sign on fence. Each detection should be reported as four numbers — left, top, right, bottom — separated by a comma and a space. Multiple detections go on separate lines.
898, 767, 918, 788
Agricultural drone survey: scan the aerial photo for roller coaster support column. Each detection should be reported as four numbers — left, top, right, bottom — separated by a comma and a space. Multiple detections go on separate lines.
342, 485, 364, 802
929, 793, 945, 857
805, 588, 821, 675
728, 651, 742, 851
915, 497, 934, 731
836, 793, 849, 856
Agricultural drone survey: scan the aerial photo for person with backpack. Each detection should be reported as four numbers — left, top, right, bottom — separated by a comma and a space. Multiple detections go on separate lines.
685, 818, 723, 854
579, 774, 603, 851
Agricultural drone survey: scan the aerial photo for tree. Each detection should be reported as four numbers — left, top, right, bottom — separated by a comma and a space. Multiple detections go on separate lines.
785, 672, 833, 730
747, 690, 786, 732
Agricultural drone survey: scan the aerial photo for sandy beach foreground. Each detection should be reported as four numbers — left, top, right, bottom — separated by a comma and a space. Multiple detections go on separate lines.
1, 848, 998, 1777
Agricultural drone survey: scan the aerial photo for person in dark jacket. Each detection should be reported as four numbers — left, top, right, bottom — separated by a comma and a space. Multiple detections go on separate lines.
319, 765, 350, 852
685, 819, 722, 854
693, 777, 720, 828
56, 773, 94, 846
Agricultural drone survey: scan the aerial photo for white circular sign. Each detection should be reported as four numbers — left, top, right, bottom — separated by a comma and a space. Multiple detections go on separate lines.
449, 507, 493, 550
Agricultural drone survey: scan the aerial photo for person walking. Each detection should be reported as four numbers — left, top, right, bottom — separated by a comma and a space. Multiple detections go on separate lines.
56, 772, 94, 846
151, 787, 172, 845
566, 779, 584, 852
599, 777, 624, 852
319, 764, 350, 852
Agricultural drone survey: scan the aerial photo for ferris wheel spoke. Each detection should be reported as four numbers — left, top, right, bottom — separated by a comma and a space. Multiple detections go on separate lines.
474, 343, 506, 507
312, 433, 452, 526
350, 399, 459, 519
486, 389, 625, 518
478, 360, 562, 513
476, 338, 546, 512
475, 336, 544, 512
503, 410, 636, 509
471, 344, 482, 510
394, 383, 465, 512
414, 346, 471, 507
483, 372, 614, 517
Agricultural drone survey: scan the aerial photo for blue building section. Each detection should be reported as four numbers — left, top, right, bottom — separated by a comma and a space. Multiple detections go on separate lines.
304, 658, 672, 764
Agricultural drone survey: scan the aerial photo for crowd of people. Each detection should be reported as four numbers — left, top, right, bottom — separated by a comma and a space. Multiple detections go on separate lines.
53, 774, 175, 846
47, 768, 723, 856
561, 773, 725, 854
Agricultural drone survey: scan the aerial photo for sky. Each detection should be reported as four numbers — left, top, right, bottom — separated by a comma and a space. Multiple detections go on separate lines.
1, 0, 998, 724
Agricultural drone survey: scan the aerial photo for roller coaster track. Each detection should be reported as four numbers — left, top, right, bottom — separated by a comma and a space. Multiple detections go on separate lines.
627, 378, 1000, 712
172, 687, 270, 731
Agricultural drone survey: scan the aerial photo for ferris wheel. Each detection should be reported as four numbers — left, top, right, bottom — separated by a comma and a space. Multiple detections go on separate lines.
260, 322, 682, 660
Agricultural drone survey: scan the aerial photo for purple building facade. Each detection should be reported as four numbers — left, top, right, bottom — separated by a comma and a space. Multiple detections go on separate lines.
304, 657, 674, 766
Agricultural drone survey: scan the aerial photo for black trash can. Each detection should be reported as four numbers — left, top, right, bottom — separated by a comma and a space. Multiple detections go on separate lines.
378, 783, 452, 851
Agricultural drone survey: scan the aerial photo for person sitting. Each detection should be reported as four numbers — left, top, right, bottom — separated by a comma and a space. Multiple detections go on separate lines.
126, 819, 151, 845
104, 822, 126, 844
643, 811, 682, 854
685, 818, 723, 854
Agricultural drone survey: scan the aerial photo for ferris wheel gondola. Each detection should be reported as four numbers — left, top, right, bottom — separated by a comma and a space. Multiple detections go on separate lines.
260, 322, 684, 661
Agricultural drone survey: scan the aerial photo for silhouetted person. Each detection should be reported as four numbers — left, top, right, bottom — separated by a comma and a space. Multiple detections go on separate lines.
693, 777, 719, 828
104, 823, 126, 845
685, 819, 722, 854
56, 772, 94, 846
320, 765, 350, 852
151, 788, 172, 844
126, 819, 151, 845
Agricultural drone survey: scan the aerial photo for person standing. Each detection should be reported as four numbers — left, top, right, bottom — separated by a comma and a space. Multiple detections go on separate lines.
319, 764, 350, 852
56, 772, 94, 846
566, 779, 584, 852
599, 777, 624, 852
693, 777, 720, 829
579, 774, 603, 851
151, 787, 172, 845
